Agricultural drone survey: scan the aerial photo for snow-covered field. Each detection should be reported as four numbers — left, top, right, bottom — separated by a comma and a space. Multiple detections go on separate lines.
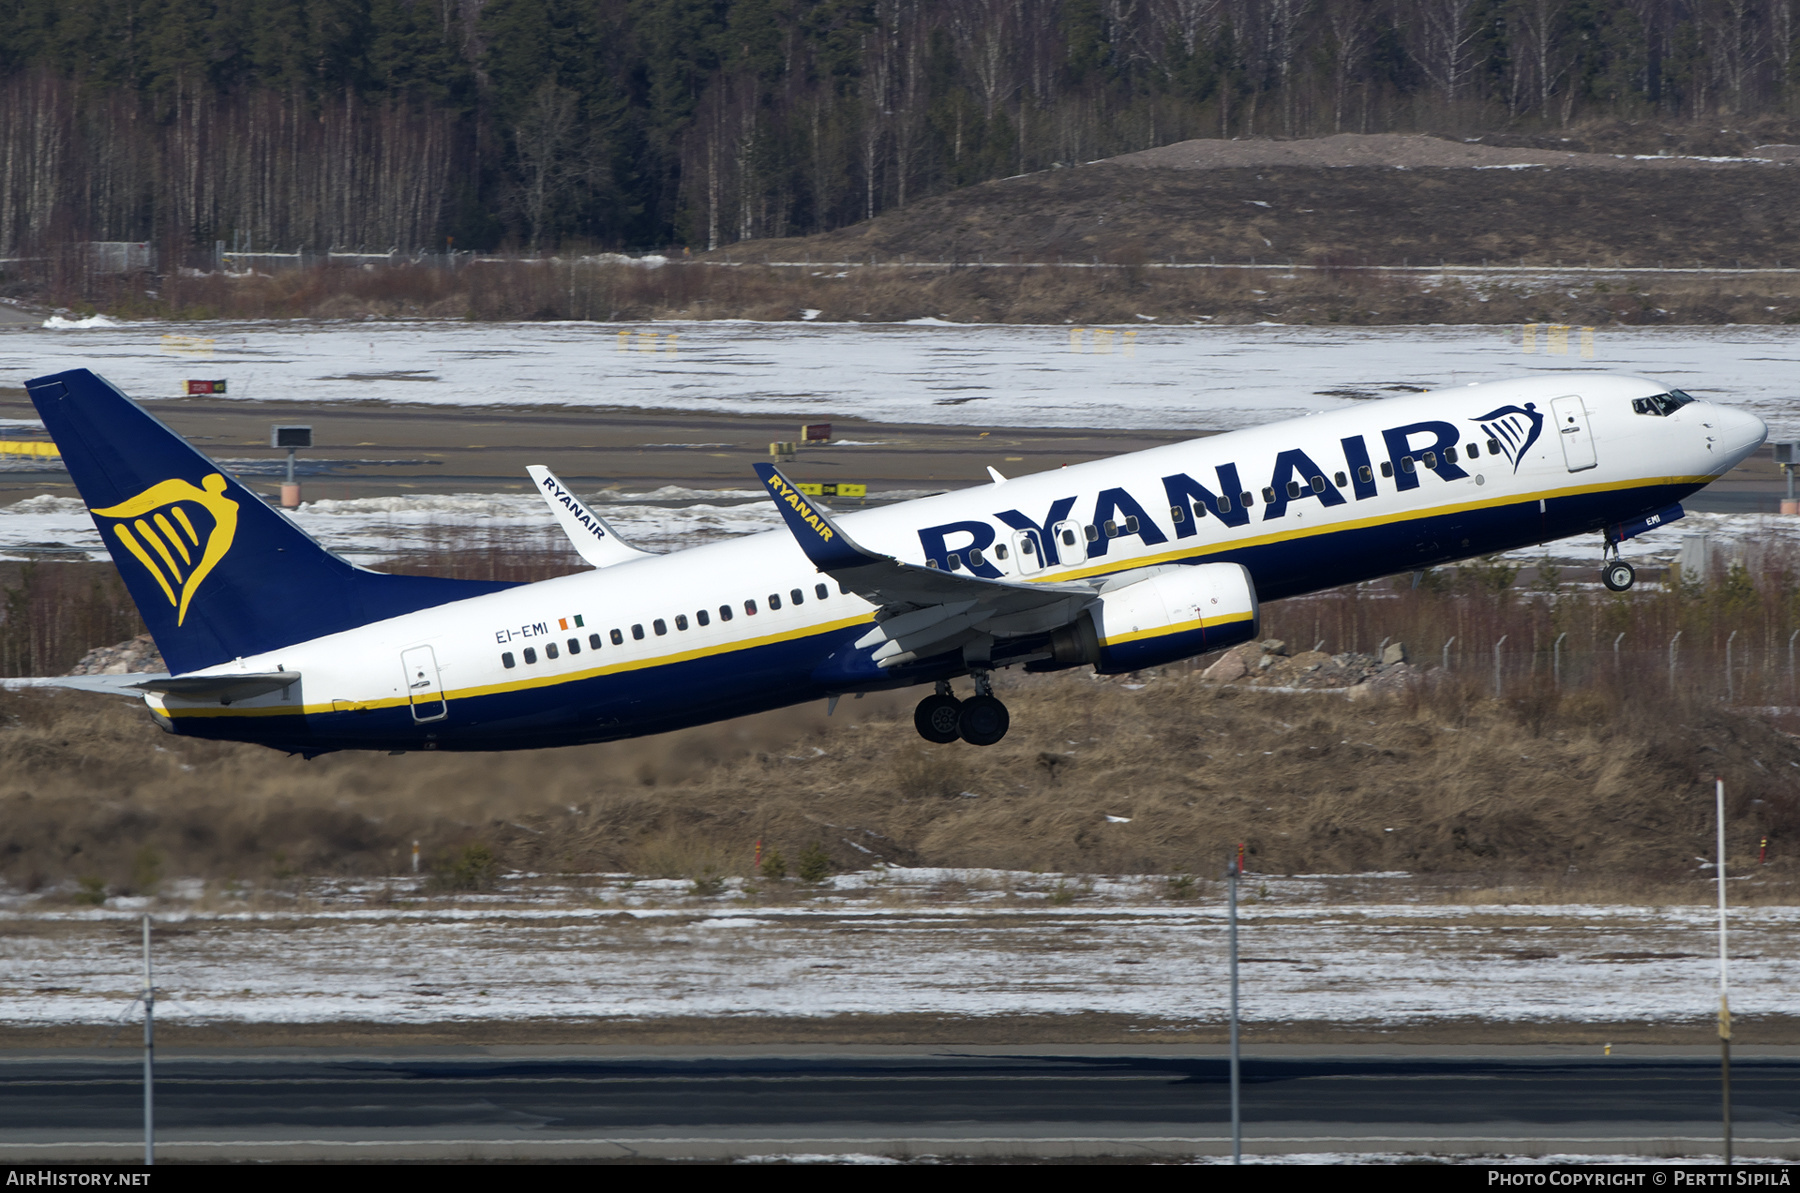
2, 319, 1789, 568
3, 870, 1791, 1029
0, 483, 1773, 571
7, 318, 1800, 435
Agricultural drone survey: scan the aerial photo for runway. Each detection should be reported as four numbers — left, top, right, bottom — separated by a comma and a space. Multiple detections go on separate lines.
2, 1047, 1794, 1161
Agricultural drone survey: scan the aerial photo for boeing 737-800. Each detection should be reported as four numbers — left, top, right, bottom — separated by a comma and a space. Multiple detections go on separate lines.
14, 367, 1765, 754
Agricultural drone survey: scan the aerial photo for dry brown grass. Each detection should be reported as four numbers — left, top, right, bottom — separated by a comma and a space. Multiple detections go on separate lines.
36, 255, 1800, 328
3, 665, 1795, 898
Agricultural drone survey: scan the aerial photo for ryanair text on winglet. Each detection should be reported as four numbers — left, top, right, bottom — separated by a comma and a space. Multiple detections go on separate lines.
766, 473, 835, 543
539, 472, 608, 541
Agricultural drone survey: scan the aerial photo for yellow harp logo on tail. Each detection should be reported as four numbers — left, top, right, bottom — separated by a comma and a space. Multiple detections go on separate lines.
91, 474, 239, 626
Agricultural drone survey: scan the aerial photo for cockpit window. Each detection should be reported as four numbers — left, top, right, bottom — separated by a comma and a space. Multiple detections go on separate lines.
1633, 390, 1696, 416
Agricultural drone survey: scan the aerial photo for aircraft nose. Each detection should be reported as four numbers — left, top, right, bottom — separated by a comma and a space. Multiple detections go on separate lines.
1713, 404, 1769, 459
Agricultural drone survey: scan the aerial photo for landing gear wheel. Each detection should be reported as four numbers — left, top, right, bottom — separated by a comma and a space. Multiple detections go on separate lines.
914, 693, 963, 743
1602, 560, 1636, 592
957, 694, 1010, 746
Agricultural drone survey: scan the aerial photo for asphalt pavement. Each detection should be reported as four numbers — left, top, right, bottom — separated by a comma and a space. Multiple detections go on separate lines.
0, 1046, 1793, 1161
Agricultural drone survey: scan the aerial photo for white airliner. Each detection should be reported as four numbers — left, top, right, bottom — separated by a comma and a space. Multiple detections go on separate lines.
16, 368, 1764, 754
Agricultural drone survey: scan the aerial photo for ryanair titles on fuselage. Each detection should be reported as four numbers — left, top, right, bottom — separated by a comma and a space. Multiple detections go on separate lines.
915, 408, 1544, 575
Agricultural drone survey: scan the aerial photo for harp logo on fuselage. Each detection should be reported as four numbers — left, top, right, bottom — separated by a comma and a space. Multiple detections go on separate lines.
91, 474, 239, 626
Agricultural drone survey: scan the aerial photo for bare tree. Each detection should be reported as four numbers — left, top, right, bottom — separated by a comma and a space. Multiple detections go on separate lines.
511, 82, 582, 251
1408, 0, 1486, 108
1323, 0, 1375, 130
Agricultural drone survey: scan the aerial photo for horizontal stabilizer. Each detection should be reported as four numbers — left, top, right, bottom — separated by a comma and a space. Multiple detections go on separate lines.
2, 673, 172, 697
527, 466, 655, 568
132, 671, 300, 705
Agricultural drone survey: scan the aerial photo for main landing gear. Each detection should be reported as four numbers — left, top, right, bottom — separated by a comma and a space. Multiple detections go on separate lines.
1601, 537, 1636, 592
913, 676, 1010, 747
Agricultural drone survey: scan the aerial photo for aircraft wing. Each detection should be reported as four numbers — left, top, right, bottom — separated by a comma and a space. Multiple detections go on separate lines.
527, 466, 655, 568
754, 463, 1094, 667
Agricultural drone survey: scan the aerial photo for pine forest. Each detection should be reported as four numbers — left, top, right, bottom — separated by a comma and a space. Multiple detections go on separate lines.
4, 0, 1800, 259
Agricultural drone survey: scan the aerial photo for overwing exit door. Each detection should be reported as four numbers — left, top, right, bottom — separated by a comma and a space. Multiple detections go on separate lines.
401, 645, 447, 722
1551, 395, 1597, 472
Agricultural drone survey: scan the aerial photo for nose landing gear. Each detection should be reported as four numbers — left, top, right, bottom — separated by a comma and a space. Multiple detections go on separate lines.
1600, 531, 1636, 592
912, 675, 1011, 746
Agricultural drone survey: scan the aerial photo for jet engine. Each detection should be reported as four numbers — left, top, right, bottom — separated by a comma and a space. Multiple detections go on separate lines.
1046, 562, 1259, 675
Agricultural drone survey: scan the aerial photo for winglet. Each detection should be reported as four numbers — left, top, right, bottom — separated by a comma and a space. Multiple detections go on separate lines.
753, 463, 887, 572
527, 466, 655, 568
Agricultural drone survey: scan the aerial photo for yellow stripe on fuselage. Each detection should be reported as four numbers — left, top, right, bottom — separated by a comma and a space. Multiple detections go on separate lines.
157, 611, 878, 719
1047, 474, 1706, 584
156, 474, 1701, 720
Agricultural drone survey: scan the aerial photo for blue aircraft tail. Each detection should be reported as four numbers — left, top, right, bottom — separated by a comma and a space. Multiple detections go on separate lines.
26, 368, 516, 674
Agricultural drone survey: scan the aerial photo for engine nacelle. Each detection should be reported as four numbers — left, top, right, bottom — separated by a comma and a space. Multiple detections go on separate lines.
1048, 562, 1259, 675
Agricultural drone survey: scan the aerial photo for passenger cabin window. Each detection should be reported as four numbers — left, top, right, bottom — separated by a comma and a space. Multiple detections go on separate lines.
1084, 524, 1100, 542
1193, 501, 1207, 520
720, 605, 733, 622
963, 551, 982, 569
1465, 443, 1479, 458
1487, 437, 1501, 454
1262, 487, 1276, 504
1125, 515, 1140, 533
1311, 475, 1326, 493
1170, 504, 1185, 524
1285, 481, 1301, 499
567, 638, 580, 655
1061, 528, 1079, 546
815, 583, 829, 599
994, 544, 1009, 560
653, 619, 667, 635
1421, 452, 1437, 470
1021, 537, 1036, 555
632, 624, 645, 640
502, 652, 516, 669
545, 642, 559, 659
1218, 495, 1234, 513
1443, 447, 1458, 464
1359, 466, 1373, 483
1401, 456, 1415, 473
674, 614, 688, 630
745, 599, 758, 614
769, 593, 782, 609
523, 647, 538, 664
697, 609, 710, 627
1239, 491, 1254, 508
1380, 461, 1394, 478
1103, 520, 1118, 538
1334, 471, 1348, 487
611, 628, 624, 645
590, 633, 603, 649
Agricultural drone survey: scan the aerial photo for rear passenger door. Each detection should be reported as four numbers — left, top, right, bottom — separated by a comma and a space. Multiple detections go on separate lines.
401, 645, 447, 723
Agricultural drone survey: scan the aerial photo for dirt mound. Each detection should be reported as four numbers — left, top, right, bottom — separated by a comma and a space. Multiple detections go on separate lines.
1106, 132, 1794, 171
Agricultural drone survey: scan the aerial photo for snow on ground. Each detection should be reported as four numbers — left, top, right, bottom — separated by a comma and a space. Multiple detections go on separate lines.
1, 870, 1792, 1028
0, 488, 793, 562
6, 319, 1799, 437
0, 486, 1773, 572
